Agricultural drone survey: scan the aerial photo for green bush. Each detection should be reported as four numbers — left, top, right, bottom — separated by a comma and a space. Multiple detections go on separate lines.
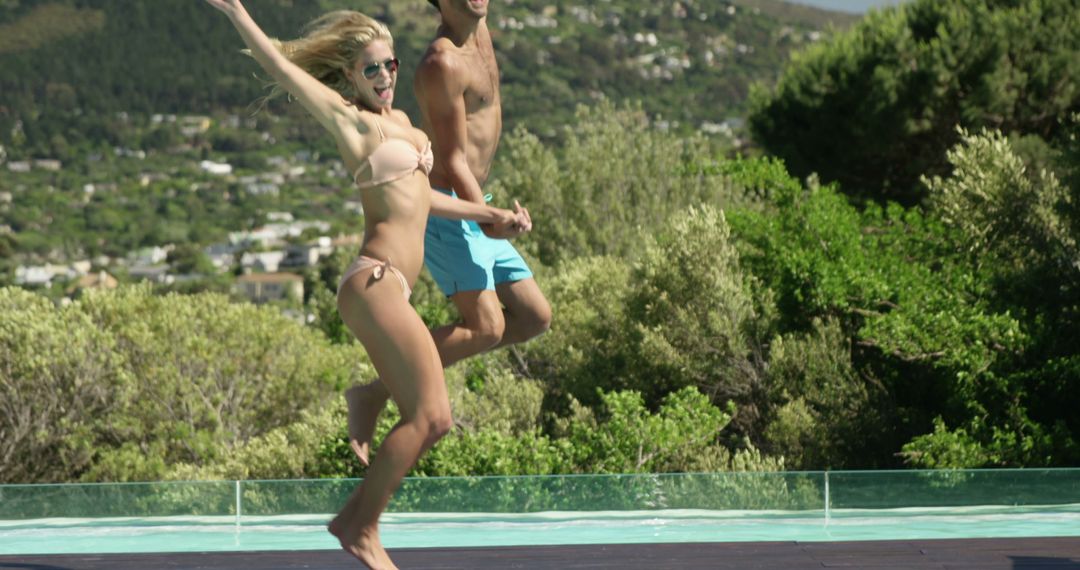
490, 101, 749, 266
523, 205, 770, 436
0, 285, 366, 483
0, 287, 125, 483
899, 417, 989, 469
926, 128, 1076, 271
763, 318, 878, 470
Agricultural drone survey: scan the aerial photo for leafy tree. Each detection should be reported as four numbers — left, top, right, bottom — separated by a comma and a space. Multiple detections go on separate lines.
749, 0, 1080, 204
902, 126, 1080, 467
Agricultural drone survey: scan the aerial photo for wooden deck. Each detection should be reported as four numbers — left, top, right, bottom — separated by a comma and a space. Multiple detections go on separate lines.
2, 537, 1079, 569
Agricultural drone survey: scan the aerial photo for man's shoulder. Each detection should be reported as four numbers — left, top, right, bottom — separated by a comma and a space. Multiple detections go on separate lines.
417, 40, 462, 87
420, 37, 460, 67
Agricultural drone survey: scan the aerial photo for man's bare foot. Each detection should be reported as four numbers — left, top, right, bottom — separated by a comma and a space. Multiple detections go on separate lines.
346, 383, 389, 466
328, 516, 397, 570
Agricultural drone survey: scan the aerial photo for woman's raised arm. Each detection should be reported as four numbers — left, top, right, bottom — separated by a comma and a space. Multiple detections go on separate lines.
205, 0, 354, 133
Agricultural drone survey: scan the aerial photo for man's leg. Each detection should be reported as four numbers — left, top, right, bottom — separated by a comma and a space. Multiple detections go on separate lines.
492, 277, 551, 349
431, 288, 506, 368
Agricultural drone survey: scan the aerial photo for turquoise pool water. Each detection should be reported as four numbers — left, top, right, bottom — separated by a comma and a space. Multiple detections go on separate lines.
3, 506, 1079, 555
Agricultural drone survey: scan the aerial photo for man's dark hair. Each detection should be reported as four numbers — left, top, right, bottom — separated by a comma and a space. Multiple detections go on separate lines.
427, 0, 439, 10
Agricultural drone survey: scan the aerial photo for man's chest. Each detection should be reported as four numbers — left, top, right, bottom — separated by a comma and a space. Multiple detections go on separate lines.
462, 55, 500, 109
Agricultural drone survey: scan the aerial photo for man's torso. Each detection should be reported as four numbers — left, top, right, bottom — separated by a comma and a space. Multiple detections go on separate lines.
421, 23, 502, 189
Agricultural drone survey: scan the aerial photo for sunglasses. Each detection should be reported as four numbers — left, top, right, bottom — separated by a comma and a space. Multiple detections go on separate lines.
361, 58, 400, 79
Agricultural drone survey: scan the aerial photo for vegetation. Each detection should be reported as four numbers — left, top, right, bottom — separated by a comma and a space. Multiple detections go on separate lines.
0, 0, 842, 157
2, 0, 1079, 483
748, 0, 1080, 205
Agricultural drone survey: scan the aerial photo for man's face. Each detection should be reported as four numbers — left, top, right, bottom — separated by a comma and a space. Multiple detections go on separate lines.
441, 0, 488, 19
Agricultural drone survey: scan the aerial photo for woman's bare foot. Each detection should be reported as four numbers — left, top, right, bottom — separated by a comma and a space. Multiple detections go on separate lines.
328, 516, 397, 570
346, 383, 389, 466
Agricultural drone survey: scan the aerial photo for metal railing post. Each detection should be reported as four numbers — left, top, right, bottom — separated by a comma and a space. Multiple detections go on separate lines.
824, 470, 831, 524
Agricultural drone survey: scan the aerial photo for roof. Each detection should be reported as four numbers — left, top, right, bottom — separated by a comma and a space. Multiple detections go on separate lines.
236, 272, 304, 283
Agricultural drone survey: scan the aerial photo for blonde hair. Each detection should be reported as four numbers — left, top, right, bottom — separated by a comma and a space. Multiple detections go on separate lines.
253, 11, 393, 106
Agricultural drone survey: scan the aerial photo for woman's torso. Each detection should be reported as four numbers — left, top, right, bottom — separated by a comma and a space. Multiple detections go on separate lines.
339, 110, 434, 285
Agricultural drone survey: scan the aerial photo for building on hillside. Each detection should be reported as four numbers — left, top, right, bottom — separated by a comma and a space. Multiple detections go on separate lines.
128, 246, 171, 266
204, 243, 240, 271
66, 271, 119, 297
128, 264, 173, 284
234, 272, 304, 304
331, 234, 364, 251
33, 159, 62, 171
281, 237, 334, 269
240, 250, 286, 273
15, 264, 72, 287
199, 160, 233, 175
266, 211, 294, 222
180, 115, 212, 137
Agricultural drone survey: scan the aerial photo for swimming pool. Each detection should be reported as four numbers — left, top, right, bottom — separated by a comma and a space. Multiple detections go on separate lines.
3, 506, 1080, 554
3, 470, 1079, 555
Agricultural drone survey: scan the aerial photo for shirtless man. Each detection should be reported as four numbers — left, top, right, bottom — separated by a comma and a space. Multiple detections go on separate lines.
347, 0, 551, 465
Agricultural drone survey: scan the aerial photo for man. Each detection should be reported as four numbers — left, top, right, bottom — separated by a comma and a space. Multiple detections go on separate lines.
347, 0, 551, 465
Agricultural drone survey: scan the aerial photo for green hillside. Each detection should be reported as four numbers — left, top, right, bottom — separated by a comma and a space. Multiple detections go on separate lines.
0, 0, 855, 152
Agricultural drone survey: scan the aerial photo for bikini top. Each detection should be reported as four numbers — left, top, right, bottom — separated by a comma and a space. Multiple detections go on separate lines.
353, 115, 434, 189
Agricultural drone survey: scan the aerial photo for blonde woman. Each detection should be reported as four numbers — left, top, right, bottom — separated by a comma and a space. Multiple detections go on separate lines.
204, 1, 530, 568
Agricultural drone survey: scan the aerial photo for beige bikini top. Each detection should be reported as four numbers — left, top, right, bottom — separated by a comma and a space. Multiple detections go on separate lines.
353, 115, 434, 189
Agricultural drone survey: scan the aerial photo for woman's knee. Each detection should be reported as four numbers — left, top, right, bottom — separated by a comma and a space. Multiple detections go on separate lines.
418, 407, 454, 444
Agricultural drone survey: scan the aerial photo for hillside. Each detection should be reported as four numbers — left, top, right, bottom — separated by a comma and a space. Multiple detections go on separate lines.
0, 0, 856, 150
0, 0, 862, 266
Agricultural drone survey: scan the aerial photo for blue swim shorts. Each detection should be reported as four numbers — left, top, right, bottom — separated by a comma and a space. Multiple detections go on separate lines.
424, 188, 534, 296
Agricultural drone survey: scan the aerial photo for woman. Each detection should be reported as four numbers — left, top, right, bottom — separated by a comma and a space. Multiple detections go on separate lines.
204, 2, 530, 568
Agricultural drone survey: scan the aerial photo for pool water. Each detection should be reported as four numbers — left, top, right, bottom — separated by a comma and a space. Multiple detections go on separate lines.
3, 506, 1079, 555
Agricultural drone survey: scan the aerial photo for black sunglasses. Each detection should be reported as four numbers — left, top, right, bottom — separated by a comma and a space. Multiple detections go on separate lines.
361, 58, 400, 79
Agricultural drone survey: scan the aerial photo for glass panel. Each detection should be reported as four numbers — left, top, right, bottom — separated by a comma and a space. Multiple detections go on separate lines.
828, 469, 1080, 510
0, 481, 235, 520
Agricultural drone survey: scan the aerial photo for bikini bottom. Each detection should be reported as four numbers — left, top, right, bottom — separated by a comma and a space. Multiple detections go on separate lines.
337, 255, 411, 300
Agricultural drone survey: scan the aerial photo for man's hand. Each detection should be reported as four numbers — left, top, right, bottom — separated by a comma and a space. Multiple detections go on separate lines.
486, 200, 532, 239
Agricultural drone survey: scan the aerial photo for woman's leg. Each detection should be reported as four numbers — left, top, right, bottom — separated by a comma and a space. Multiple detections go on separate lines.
346, 381, 388, 466
330, 272, 452, 569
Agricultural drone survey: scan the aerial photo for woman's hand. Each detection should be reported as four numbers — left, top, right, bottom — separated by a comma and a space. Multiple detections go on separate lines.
204, 0, 244, 18
512, 200, 532, 233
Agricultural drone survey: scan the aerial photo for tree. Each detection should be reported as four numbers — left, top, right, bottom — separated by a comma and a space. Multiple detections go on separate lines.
749, 0, 1080, 204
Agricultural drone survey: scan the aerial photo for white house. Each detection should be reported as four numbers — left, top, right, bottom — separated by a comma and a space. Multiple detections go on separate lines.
199, 160, 233, 175
128, 246, 171, 266
240, 250, 287, 273
281, 237, 334, 269
15, 264, 72, 287
128, 264, 173, 284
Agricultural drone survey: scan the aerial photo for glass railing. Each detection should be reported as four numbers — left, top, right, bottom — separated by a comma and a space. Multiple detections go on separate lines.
2, 469, 1079, 522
